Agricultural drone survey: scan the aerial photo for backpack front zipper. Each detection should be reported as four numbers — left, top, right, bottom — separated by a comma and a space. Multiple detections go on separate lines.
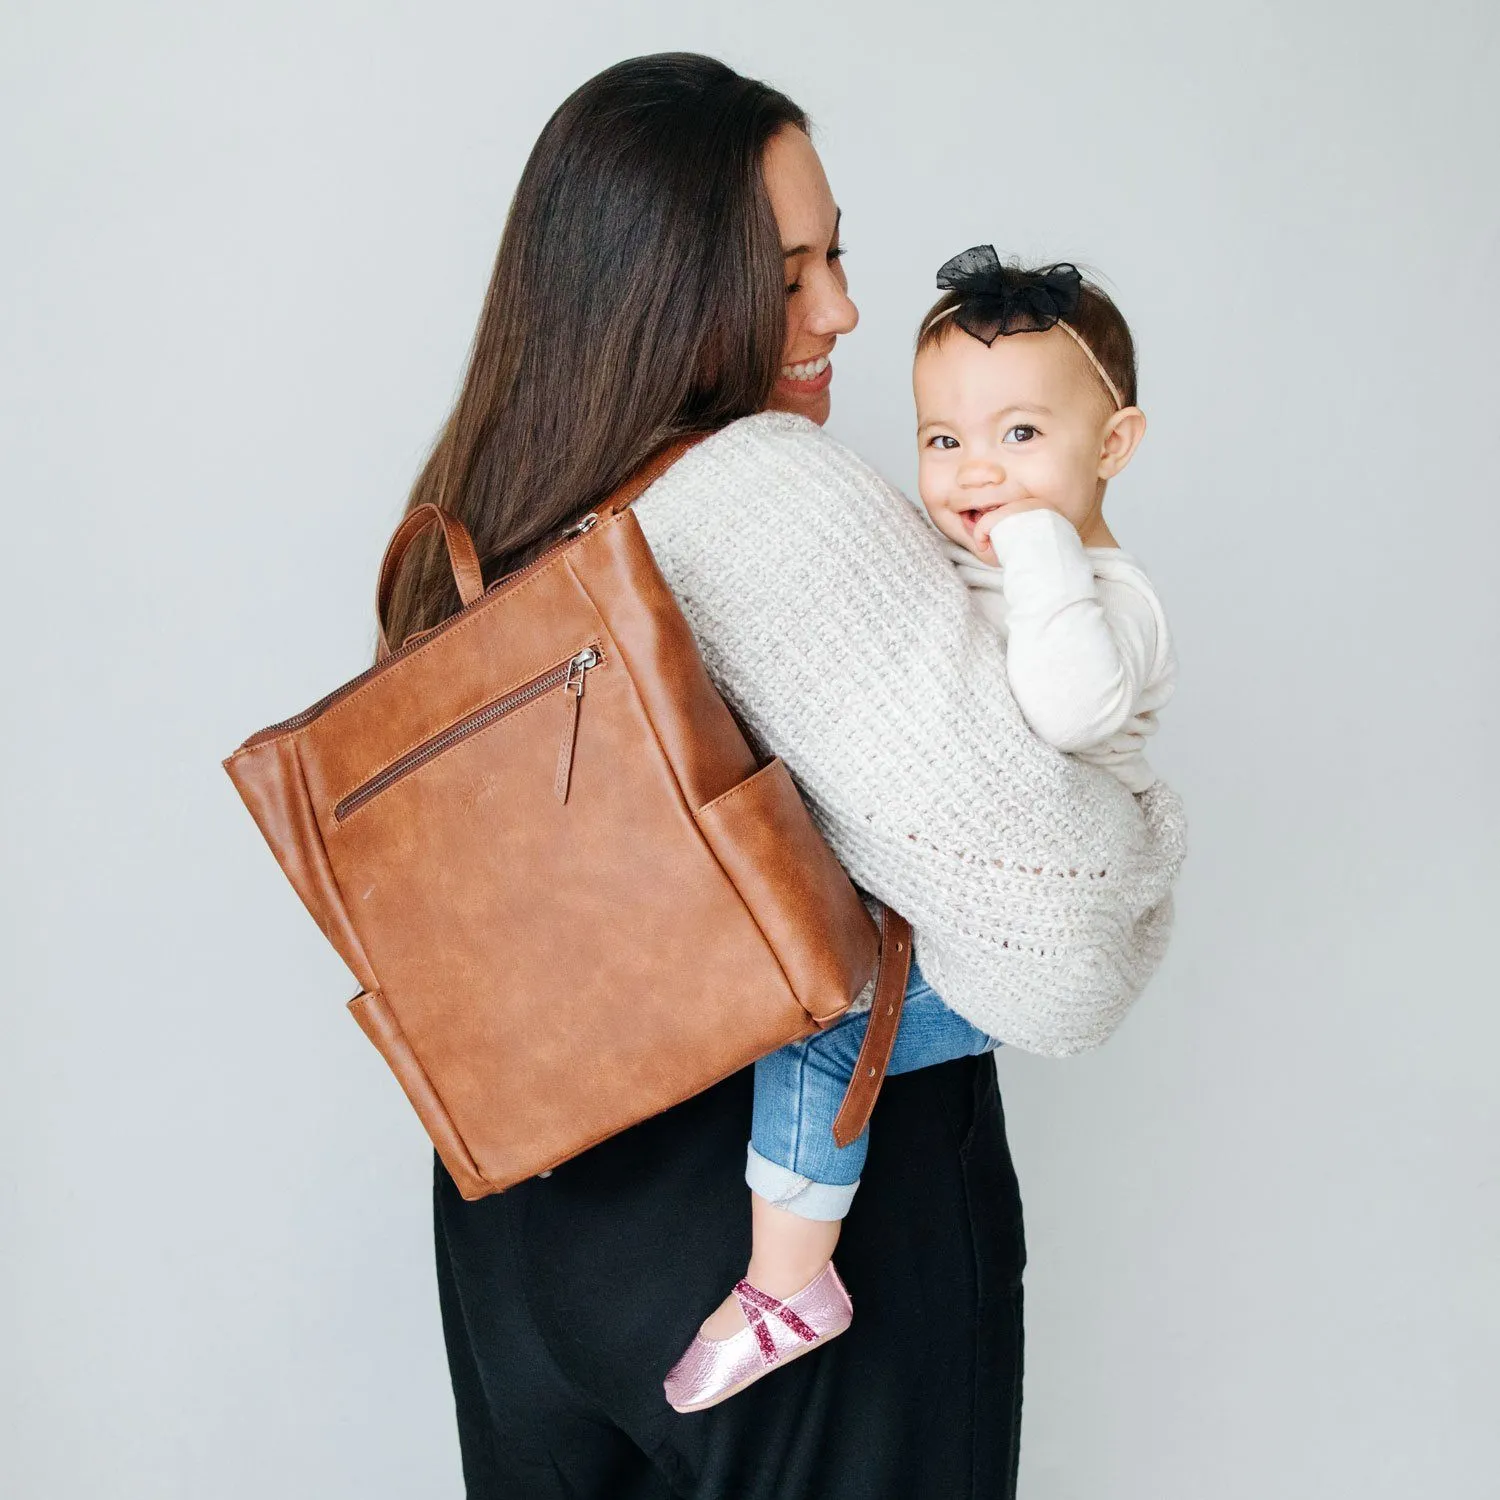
334, 646, 603, 822
240, 515, 607, 750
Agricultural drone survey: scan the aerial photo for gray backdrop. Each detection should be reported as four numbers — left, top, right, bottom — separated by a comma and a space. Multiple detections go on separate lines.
3, 2, 1496, 1496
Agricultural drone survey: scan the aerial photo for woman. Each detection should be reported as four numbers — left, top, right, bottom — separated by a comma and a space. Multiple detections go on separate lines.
391, 53, 1183, 1499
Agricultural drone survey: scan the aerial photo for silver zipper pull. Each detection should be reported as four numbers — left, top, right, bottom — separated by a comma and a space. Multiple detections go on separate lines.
555, 648, 601, 804
566, 513, 600, 539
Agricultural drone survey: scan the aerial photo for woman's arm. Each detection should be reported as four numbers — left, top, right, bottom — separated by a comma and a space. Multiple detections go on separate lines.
636, 413, 1186, 1056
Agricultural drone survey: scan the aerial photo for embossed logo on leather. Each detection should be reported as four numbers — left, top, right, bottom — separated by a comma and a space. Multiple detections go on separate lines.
460, 771, 502, 814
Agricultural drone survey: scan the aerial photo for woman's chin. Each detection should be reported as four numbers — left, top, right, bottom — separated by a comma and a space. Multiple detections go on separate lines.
768, 360, 834, 425
768, 384, 832, 426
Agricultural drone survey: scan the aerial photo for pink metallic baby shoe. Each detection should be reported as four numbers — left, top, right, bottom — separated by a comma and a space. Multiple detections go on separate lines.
663, 1262, 853, 1413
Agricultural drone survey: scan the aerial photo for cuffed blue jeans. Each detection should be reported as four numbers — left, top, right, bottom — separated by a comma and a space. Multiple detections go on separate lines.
747, 959, 1002, 1221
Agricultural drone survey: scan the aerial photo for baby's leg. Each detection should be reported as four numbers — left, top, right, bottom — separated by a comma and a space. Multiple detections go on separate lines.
696, 1014, 871, 1339
881, 961, 1003, 1079
669, 961, 1004, 1413
698, 959, 999, 1341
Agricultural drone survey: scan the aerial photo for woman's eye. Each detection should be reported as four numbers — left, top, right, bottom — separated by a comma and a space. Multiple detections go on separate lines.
787, 244, 847, 297
927, 435, 959, 451
1003, 425, 1038, 443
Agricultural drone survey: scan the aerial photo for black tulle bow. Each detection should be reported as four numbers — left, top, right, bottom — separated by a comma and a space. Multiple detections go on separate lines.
934, 246, 1082, 346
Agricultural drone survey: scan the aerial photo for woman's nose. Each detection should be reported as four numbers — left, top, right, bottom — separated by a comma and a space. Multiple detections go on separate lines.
807, 274, 859, 338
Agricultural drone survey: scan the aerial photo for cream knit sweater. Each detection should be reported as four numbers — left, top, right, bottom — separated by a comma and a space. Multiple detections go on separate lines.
634, 411, 1186, 1057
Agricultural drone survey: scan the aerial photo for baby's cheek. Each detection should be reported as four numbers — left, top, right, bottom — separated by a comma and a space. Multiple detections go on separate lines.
916, 464, 943, 516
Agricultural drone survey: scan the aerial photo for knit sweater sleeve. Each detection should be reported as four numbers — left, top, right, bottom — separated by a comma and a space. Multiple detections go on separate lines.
634, 413, 1186, 1056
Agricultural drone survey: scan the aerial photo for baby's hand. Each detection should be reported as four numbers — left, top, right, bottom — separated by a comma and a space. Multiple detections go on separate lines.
973, 497, 1059, 556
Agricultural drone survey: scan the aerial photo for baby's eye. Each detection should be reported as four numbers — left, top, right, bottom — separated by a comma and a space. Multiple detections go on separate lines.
926, 435, 959, 451
1002, 424, 1038, 444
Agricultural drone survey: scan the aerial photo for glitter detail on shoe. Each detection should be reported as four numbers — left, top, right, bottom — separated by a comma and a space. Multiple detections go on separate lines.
662, 1262, 854, 1414
733, 1279, 820, 1364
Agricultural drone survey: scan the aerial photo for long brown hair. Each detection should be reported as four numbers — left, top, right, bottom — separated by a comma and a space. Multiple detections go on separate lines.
383, 54, 807, 651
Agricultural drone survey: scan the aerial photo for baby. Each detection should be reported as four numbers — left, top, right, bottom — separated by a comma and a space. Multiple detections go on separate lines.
664, 248, 1176, 1414
915, 246, 1175, 792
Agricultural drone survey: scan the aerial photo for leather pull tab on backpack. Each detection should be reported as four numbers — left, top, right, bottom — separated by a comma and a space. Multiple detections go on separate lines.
554, 648, 600, 803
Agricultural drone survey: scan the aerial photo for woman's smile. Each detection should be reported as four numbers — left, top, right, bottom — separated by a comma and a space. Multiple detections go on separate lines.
777, 351, 834, 396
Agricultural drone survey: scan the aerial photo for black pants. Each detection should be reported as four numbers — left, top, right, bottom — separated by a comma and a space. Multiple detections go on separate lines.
434, 1054, 1026, 1498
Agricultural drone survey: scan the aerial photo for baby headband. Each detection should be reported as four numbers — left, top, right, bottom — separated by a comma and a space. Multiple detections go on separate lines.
928, 245, 1125, 411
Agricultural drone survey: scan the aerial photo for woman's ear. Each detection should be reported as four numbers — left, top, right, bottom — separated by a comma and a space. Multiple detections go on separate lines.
1097, 406, 1146, 480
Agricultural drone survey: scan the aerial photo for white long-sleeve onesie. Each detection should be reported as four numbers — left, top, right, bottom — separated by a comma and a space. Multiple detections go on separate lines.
942, 508, 1176, 793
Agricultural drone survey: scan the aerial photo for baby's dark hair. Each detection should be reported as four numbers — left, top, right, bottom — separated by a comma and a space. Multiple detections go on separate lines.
916, 258, 1139, 409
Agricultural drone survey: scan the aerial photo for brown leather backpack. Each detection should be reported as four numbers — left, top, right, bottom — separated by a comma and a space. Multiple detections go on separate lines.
223, 438, 909, 1199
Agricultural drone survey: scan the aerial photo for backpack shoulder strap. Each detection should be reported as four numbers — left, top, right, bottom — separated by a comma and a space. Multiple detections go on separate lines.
833, 910, 912, 1147
597, 433, 712, 518
601, 426, 915, 1144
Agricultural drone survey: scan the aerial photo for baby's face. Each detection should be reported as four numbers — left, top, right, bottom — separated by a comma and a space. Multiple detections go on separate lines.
914, 325, 1118, 560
